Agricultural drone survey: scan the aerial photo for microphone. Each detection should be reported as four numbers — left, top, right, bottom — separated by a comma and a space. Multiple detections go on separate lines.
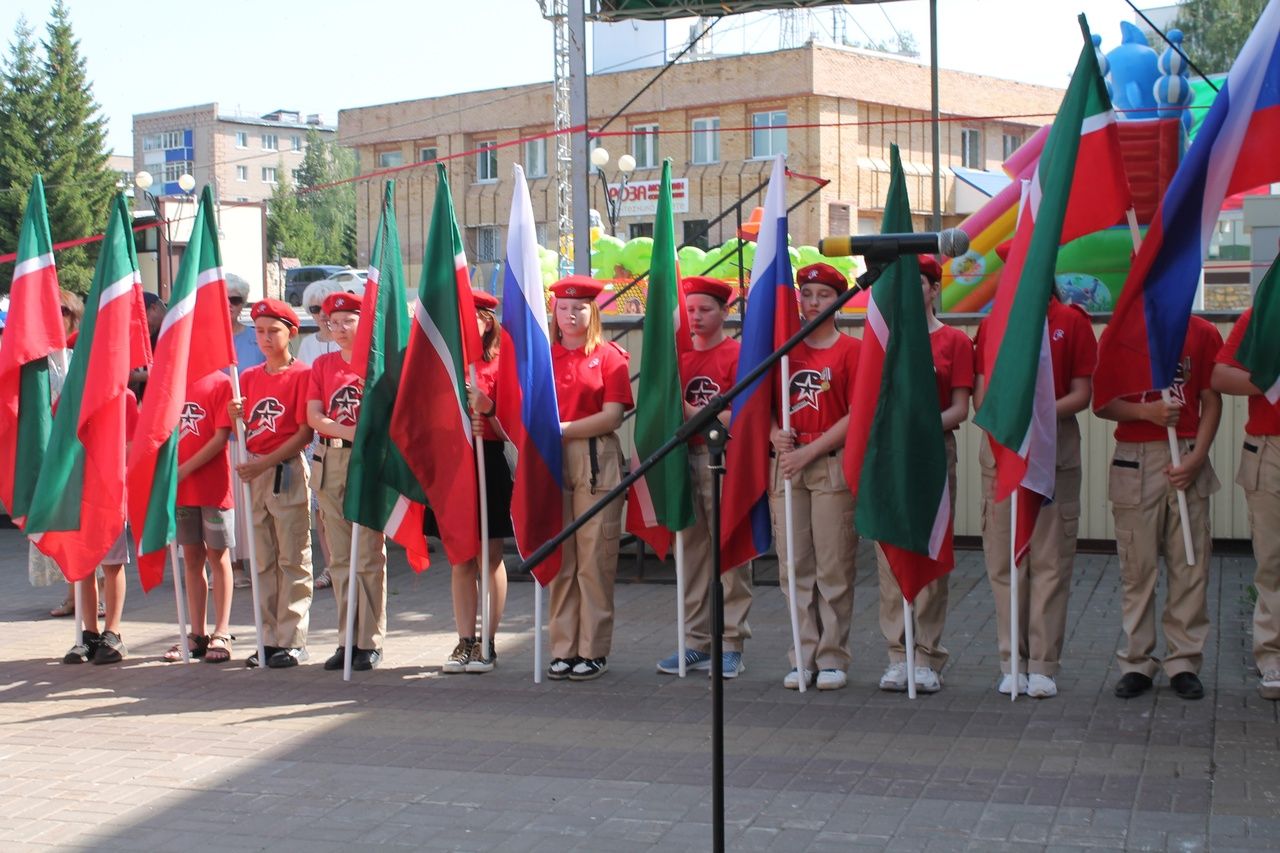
818, 228, 970, 260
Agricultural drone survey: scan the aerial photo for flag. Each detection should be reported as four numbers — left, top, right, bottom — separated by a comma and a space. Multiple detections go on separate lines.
1237, 254, 1280, 403
720, 155, 799, 569
389, 163, 482, 566
974, 17, 1112, 558
345, 181, 432, 571
1095, 0, 1280, 407
0, 176, 65, 526
26, 194, 152, 581
127, 187, 236, 590
842, 143, 953, 601
495, 165, 564, 585
625, 160, 694, 560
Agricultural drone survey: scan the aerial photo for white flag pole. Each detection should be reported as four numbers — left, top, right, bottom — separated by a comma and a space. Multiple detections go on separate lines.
73, 579, 84, 649
903, 596, 917, 699
780, 355, 806, 693
472, 365, 491, 663
343, 526, 360, 681
1010, 494, 1019, 703
230, 364, 268, 669
169, 542, 191, 663
675, 529, 687, 677
533, 578, 543, 684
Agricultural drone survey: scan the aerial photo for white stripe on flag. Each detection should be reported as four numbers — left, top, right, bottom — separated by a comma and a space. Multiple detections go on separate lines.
367, 264, 381, 287
99, 272, 137, 309
14, 252, 54, 280
864, 292, 890, 348
196, 266, 224, 289
1020, 322, 1058, 499
414, 300, 473, 442
928, 480, 949, 560
158, 290, 198, 338
1264, 375, 1280, 406
1079, 110, 1117, 136
384, 494, 410, 536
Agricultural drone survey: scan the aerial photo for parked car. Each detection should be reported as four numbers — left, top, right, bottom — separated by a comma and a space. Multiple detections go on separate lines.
284, 265, 346, 306
321, 268, 368, 294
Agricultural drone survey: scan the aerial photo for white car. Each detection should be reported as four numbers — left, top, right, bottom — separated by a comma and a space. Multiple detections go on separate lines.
321, 268, 368, 294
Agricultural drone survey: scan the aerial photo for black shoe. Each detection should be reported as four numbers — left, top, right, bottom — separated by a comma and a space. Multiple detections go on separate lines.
353, 648, 382, 671
245, 645, 283, 668
323, 647, 346, 671
267, 647, 308, 668
1114, 672, 1153, 698
547, 656, 577, 680
92, 631, 126, 665
466, 641, 496, 673
569, 657, 608, 681
63, 630, 102, 665
1170, 672, 1205, 700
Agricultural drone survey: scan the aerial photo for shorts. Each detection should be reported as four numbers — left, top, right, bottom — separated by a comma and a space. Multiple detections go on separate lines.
176, 505, 237, 549
102, 528, 132, 566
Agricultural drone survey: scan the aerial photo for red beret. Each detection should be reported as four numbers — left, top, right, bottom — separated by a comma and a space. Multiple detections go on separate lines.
550, 275, 603, 300
682, 276, 734, 304
795, 262, 848, 294
251, 298, 299, 328
995, 240, 1014, 262
321, 292, 362, 315
917, 255, 942, 284
471, 289, 499, 310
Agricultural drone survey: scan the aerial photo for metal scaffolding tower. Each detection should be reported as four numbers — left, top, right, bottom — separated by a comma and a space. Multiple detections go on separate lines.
540, 0, 590, 276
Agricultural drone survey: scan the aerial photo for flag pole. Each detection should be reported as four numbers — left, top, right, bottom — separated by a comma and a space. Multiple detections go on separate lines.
780, 355, 806, 693
903, 596, 917, 699
230, 365, 267, 669
1010, 494, 1019, 703
471, 365, 491, 664
533, 579, 543, 683
169, 542, 191, 663
73, 579, 84, 651
675, 529, 687, 677
343, 526, 360, 681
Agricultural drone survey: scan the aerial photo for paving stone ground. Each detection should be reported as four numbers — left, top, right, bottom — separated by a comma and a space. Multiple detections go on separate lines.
1, 527, 1278, 852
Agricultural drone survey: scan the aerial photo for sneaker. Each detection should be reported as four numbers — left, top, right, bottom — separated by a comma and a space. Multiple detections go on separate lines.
914, 666, 942, 694
245, 646, 283, 669
1259, 670, 1280, 701
998, 672, 1029, 695
353, 648, 382, 671
715, 651, 745, 679
1170, 672, 1204, 700
816, 669, 848, 690
266, 647, 308, 668
879, 662, 908, 692
656, 648, 712, 674
1027, 673, 1058, 698
63, 630, 102, 665
569, 657, 608, 681
92, 631, 126, 665
442, 638, 476, 674
1114, 671, 1153, 698
547, 657, 576, 681
783, 668, 815, 690
323, 646, 346, 671
466, 640, 496, 673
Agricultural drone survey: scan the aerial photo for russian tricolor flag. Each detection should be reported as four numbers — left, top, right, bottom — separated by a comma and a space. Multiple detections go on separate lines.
496, 165, 565, 584
1096, 0, 1280, 406
720, 155, 799, 570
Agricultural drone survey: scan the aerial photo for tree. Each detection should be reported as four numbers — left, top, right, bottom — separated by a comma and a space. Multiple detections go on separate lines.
1174, 0, 1269, 75
0, 18, 48, 285
266, 169, 323, 264
267, 128, 357, 266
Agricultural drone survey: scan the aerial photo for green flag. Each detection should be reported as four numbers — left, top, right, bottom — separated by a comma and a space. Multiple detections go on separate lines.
1237, 254, 1280, 403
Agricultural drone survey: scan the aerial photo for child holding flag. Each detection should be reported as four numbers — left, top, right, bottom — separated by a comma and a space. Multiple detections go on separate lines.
229, 298, 315, 669
546, 276, 633, 682
768, 263, 860, 691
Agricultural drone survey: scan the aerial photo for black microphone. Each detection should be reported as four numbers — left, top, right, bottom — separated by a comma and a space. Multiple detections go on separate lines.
818, 229, 970, 260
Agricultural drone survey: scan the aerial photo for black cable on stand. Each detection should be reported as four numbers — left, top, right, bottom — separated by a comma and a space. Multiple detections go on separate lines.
705, 417, 728, 853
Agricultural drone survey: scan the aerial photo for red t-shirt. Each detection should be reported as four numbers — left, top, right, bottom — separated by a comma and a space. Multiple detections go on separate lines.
783, 333, 860, 438
930, 324, 975, 424
473, 355, 501, 441
124, 388, 138, 439
973, 298, 1097, 398
1217, 309, 1280, 436
177, 372, 234, 509
239, 360, 312, 455
306, 352, 363, 438
681, 337, 739, 447
1114, 314, 1223, 442
553, 340, 634, 422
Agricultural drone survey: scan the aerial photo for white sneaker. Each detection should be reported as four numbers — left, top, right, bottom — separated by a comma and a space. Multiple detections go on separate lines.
1259, 669, 1280, 701
914, 666, 942, 693
783, 668, 814, 690
816, 669, 848, 690
879, 662, 908, 692
998, 673, 1029, 695
1027, 673, 1058, 698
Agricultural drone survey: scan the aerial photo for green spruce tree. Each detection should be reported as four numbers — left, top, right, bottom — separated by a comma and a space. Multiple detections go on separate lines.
267, 168, 324, 264
0, 18, 48, 286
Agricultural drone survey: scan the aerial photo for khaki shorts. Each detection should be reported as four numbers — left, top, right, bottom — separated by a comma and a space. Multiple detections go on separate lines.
175, 505, 236, 549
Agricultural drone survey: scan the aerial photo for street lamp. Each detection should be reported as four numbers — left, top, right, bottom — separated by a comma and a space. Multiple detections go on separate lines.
134, 168, 195, 301
590, 146, 635, 237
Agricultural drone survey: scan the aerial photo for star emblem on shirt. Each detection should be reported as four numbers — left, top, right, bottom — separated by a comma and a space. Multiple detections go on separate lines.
790, 369, 829, 414
329, 384, 362, 426
247, 397, 286, 441
684, 376, 721, 407
179, 402, 206, 439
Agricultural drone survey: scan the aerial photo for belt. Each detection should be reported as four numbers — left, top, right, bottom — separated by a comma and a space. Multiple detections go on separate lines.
770, 446, 838, 458
1245, 441, 1259, 454
320, 437, 352, 448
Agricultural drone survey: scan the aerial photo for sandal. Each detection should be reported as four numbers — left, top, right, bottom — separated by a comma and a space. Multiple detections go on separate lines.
232, 570, 251, 590
204, 634, 232, 664
314, 569, 332, 591
49, 597, 75, 618
162, 633, 209, 663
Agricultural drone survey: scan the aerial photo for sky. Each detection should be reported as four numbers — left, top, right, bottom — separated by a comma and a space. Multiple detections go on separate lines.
0, 0, 1159, 155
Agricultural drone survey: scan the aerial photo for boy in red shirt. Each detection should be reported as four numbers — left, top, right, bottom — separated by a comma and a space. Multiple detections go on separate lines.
229, 299, 315, 668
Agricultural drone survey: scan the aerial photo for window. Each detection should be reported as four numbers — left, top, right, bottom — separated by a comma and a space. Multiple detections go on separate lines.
524, 137, 547, 178
261, 133, 279, 151
691, 117, 720, 165
291, 168, 302, 183
291, 135, 303, 152
629, 222, 654, 240
160, 130, 184, 150
142, 134, 162, 151
476, 140, 498, 182
236, 165, 248, 181
377, 150, 404, 168
961, 128, 983, 169
475, 226, 502, 262
631, 124, 659, 169
751, 111, 787, 159
235, 131, 248, 149
535, 222, 549, 248
163, 161, 192, 182
261, 166, 278, 184
419, 145, 438, 163
1002, 133, 1023, 160
683, 219, 710, 250
235, 196, 249, 202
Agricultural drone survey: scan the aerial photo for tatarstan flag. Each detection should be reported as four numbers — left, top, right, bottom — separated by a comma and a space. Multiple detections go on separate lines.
345, 181, 432, 571
0, 176, 65, 527
625, 159, 694, 560
843, 143, 953, 601
26, 193, 152, 581
127, 186, 236, 590
389, 163, 483, 566
1237, 254, 1280, 404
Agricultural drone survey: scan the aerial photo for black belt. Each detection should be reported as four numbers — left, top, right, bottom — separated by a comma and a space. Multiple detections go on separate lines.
1245, 441, 1260, 454
588, 437, 599, 495
1112, 459, 1139, 469
320, 437, 352, 448
769, 447, 838, 458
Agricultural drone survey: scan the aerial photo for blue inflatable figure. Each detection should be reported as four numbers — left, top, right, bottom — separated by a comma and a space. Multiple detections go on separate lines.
1155, 29, 1195, 132
1106, 21, 1160, 118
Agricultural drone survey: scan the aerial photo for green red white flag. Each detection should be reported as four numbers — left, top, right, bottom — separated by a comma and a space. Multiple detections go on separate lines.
389, 163, 483, 566
127, 186, 236, 590
842, 143, 953, 602
1237, 253, 1280, 403
345, 181, 432, 571
0, 175, 65, 528
26, 193, 153, 581
625, 159, 694, 560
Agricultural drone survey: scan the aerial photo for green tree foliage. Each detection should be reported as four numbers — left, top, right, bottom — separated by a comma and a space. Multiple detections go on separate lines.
266, 168, 323, 264
1174, 0, 1269, 75
0, 19, 48, 285
267, 128, 357, 266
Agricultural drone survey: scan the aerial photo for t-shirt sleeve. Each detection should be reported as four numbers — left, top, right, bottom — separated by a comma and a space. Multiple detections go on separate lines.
603, 346, 634, 409
972, 320, 987, 376
843, 338, 861, 400
1216, 312, 1249, 369
950, 331, 975, 391
124, 389, 139, 438
212, 377, 233, 431
306, 357, 325, 403
1070, 311, 1099, 379
1199, 320, 1224, 372
294, 368, 314, 431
